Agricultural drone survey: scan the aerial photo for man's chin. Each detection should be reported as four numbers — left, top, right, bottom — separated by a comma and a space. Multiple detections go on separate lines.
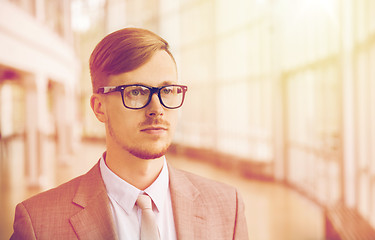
130, 151, 165, 160
127, 146, 169, 160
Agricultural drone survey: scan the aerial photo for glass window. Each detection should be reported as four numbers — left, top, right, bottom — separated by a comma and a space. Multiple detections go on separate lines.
354, 0, 367, 43
0, 82, 25, 137
369, 0, 375, 34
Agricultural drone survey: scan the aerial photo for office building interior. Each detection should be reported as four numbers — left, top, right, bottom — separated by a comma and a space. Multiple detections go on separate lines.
1, 0, 375, 239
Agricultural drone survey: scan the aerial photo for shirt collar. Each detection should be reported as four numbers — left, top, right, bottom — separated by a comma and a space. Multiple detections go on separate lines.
99, 153, 169, 214
143, 157, 169, 213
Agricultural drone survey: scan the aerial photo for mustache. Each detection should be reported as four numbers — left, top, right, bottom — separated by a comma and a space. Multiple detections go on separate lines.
139, 118, 170, 128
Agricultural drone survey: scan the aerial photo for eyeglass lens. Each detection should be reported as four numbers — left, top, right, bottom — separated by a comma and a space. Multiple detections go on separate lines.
122, 85, 185, 109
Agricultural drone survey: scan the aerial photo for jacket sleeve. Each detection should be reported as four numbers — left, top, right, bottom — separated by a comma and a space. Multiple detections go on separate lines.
233, 190, 249, 240
10, 203, 37, 240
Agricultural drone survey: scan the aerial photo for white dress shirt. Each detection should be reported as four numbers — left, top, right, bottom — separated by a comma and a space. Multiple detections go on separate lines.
99, 154, 177, 240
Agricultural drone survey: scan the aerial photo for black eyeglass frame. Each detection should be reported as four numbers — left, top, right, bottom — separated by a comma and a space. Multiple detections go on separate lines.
97, 84, 188, 110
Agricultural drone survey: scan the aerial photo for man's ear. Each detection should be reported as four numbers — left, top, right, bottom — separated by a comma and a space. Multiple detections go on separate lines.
90, 94, 107, 123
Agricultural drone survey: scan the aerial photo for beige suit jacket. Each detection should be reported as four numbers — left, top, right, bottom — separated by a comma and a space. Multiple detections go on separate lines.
11, 162, 249, 240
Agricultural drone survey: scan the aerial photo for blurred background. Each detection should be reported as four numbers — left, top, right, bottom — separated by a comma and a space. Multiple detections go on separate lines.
1, 0, 375, 239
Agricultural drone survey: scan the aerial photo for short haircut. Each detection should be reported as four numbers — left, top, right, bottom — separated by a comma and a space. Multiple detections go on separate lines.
89, 27, 175, 93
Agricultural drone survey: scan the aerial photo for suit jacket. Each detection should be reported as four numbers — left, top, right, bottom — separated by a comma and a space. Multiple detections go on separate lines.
11, 161, 249, 240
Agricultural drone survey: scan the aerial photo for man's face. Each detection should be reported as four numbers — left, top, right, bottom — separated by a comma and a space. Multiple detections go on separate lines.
99, 50, 179, 159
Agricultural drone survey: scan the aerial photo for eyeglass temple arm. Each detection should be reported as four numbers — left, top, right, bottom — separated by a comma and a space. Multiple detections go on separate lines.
180, 86, 188, 93
97, 86, 118, 94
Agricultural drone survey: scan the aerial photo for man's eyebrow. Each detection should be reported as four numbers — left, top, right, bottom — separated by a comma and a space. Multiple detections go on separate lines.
160, 80, 177, 86
126, 81, 177, 87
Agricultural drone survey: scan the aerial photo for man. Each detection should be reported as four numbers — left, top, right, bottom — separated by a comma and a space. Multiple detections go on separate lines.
11, 28, 248, 239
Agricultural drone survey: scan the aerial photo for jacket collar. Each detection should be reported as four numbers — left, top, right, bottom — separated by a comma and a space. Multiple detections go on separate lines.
168, 164, 208, 240
68, 161, 208, 240
69, 162, 118, 240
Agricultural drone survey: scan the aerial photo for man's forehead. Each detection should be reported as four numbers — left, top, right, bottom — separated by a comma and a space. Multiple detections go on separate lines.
107, 75, 178, 87
105, 50, 177, 86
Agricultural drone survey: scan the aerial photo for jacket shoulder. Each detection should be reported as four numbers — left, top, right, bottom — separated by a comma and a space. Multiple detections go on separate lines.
169, 165, 248, 239
172, 167, 239, 200
21, 174, 83, 211
22, 162, 101, 208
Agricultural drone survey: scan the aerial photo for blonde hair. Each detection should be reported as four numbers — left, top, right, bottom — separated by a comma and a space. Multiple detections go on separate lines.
89, 28, 175, 93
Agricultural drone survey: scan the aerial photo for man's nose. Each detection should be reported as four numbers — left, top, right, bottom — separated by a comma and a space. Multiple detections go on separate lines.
145, 93, 164, 117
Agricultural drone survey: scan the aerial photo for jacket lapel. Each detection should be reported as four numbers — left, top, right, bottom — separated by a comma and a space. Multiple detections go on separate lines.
68, 161, 208, 239
168, 165, 208, 240
69, 163, 118, 240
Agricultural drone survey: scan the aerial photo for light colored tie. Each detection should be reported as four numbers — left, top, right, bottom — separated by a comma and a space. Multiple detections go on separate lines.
137, 194, 161, 240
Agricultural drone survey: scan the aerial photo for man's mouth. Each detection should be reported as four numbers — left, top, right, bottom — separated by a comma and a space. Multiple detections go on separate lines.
140, 126, 168, 135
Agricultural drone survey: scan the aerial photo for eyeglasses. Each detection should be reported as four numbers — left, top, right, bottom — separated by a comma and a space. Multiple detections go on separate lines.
97, 84, 188, 109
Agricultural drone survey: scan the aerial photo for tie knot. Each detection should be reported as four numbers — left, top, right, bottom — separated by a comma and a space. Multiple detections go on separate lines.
137, 194, 152, 210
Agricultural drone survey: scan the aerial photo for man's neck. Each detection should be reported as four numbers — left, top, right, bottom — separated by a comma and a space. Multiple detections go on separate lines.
104, 148, 164, 191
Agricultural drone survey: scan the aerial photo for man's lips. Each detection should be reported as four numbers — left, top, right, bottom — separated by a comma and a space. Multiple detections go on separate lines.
140, 126, 168, 134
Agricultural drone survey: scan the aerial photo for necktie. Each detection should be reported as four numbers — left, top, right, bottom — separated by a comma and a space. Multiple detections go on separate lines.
136, 194, 161, 240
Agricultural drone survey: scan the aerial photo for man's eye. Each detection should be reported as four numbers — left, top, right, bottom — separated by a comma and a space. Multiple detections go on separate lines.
162, 88, 172, 94
131, 89, 140, 96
